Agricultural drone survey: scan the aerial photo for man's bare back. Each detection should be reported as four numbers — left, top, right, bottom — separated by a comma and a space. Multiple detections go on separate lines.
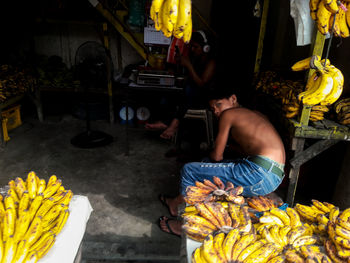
221, 107, 285, 164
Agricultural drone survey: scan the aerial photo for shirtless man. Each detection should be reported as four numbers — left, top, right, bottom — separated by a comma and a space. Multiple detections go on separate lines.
159, 87, 286, 236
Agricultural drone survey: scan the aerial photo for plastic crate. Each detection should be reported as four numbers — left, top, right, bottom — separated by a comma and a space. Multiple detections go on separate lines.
1, 104, 22, 131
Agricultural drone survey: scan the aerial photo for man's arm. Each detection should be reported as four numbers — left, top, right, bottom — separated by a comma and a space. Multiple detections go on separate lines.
210, 112, 232, 162
181, 58, 216, 87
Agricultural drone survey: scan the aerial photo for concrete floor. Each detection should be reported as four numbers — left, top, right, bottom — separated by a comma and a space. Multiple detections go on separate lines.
0, 112, 187, 262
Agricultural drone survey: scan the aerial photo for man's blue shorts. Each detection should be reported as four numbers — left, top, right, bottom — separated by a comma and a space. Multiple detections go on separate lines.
180, 156, 285, 197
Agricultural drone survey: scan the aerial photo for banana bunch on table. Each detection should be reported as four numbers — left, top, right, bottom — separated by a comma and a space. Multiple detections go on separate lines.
0, 65, 35, 103
182, 202, 253, 242
184, 177, 245, 205
310, 0, 350, 37
191, 228, 331, 263
291, 55, 344, 106
334, 97, 350, 125
294, 200, 350, 262
0, 171, 72, 263
150, 0, 192, 42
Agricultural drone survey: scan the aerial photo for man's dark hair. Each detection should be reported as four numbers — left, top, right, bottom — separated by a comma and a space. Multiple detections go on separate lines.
205, 79, 236, 102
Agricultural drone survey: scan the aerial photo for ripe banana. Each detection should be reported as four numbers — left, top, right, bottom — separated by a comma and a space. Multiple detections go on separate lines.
301, 72, 334, 105
244, 243, 278, 263
194, 203, 221, 228
259, 214, 284, 227
338, 7, 350, 37
231, 232, 256, 261
27, 171, 38, 200
150, 0, 165, 30
173, 0, 191, 39
317, 0, 333, 34
15, 177, 27, 199
323, 0, 339, 14
222, 228, 240, 260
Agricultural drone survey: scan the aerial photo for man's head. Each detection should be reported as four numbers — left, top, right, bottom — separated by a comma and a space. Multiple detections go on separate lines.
190, 30, 211, 57
206, 84, 239, 118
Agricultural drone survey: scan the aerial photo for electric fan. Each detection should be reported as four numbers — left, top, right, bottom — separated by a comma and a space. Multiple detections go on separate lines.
70, 41, 113, 148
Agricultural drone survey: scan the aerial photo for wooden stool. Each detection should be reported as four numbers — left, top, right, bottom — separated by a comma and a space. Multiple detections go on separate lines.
174, 109, 214, 150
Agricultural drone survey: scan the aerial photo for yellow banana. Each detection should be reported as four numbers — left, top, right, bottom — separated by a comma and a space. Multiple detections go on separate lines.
311, 199, 330, 213
269, 207, 291, 226
287, 226, 307, 244
36, 179, 46, 196
267, 255, 286, 263
310, 0, 321, 20
23, 216, 43, 247
2, 235, 18, 263
222, 228, 240, 260
338, 7, 350, 37
13, 240, 29, 263
14, 209, 31, 243
42, 204, 64, 228
194, 203, 221, 228
47, 175, 57, 187
182, 14, 192, 43
236, 239, 267, 262
60, 189, 73, 207
291, 56, 315, 71
334, 234, 350, 249
231, 232, 256, 261
27, 171, 38, 200
212, 232, 226, 262
0, 222, 4, 261
259, 214, 284, 227
35, 197, 56, 218
42, 179, 62, 199
18, 191, 30, 218
28, 194, 43, 221
15, 177, 27, 199
173, 0, 191, 39
23, 250, 39, 263
335, 223, 350, 239
285, 249, 305, 263
336, 217, 350, 231
339, 207, 350, 222
3, 207, 16, 242
316, 213, 329, 225
279, 225, 292, 246
191, 247, 203, 263
323, 0, 339, 14
317, 0, 333, 34
4, 195, 16, 210
150, 0, 165, 30
293, 235, 318, 248
302, 72, 334, 105
8, 188, 19, 205
334, 242, 350, 258
244, 243, 278, 263
51, 208, 69, 235
201, 234, 221, 263
34, 232, 56, 259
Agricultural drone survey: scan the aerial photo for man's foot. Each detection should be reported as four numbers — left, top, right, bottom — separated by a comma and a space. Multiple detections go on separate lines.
145, 121, 168, 131
158, 216, 181, 237
158, 194, 178, 217
160, 126, 178, 140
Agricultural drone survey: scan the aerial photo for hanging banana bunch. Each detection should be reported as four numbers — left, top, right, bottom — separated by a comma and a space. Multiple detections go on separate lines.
150, 0, 192, 43
311, 0, 350, 38
291, 55, 344, 107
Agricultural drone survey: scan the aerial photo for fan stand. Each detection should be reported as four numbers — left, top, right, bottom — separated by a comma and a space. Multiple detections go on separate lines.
70, 87, 113, 148
70, 44, 113, 149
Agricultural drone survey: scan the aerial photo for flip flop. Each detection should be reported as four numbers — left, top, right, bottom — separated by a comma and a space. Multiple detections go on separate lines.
158, 216, 181, 238
158, 194, 177, 217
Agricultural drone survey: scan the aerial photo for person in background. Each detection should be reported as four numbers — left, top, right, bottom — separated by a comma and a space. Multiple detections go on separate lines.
145, 30, 217, 140
158, 83, 286, 236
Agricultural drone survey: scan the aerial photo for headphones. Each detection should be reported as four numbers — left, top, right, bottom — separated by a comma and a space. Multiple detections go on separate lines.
197, 30, 210, 53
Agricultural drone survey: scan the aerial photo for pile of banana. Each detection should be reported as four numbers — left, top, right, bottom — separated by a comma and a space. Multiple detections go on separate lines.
182, 202, 252, 242
184, 177, 245, 205
247, 195, 283, 212
310, 0, 350, 37
191, 228, 331, 263
293, 200, 350, 262
0, 65, 35, 103
150, 0, 192, 42
334, 97, 350, 125
291, 55, 344, 106
0, 171, 72, 262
